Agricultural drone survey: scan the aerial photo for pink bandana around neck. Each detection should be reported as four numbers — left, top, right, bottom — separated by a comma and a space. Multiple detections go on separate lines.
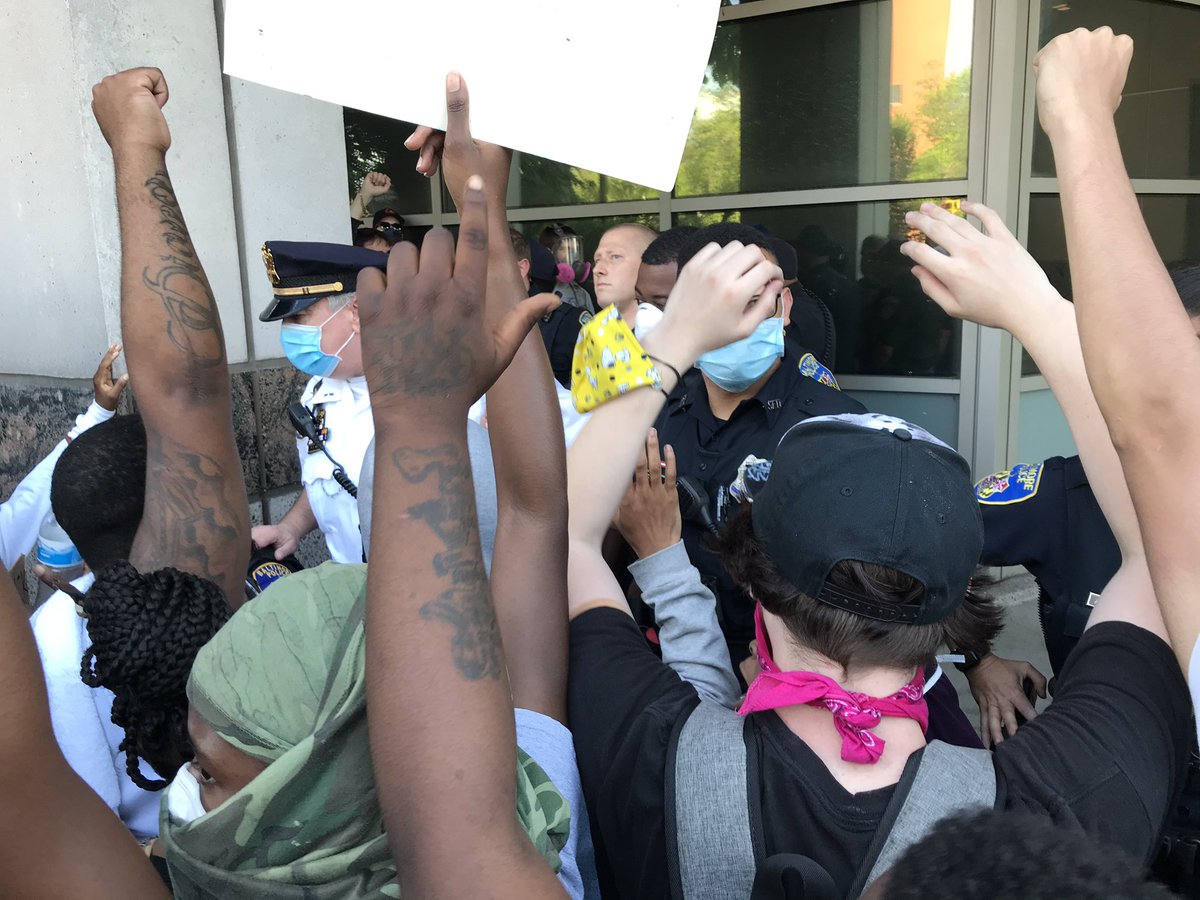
738, 605, 928, 765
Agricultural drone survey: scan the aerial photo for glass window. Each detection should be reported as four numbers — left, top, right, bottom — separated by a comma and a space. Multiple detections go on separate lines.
441, 153, 657, 211
344, 108, 432, 215
1023, 193, 1200, 373
676, 0, 974, 197
675, 196, 965, 377
508, 211, 661, 275
1031, 0, 1200, 180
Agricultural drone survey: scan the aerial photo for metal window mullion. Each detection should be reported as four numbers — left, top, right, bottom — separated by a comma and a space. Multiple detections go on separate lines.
836, 376, 961, 395
430, 170, 444, 225
669, 180, 971, 213
434, 199, 665, 226
1000, 0, 1044, 469
1028, 177, 1200, 195
718, 0, 860, 23
956, 0, 1000, 463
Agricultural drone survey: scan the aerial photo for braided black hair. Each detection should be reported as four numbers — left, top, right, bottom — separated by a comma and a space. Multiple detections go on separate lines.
81, 561, 230, 791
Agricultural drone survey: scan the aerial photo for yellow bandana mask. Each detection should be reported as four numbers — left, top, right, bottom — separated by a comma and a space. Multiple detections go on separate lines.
571, 306, 662, 413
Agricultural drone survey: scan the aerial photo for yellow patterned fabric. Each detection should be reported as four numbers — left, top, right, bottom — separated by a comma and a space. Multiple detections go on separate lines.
571, 305, 662, 413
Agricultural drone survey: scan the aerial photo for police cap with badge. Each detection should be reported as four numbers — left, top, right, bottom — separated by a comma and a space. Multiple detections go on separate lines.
258, 241, 388, 322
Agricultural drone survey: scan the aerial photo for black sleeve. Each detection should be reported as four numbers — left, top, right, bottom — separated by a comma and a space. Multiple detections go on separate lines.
993, 622, 1192, 863
568, 607, 697, 797
568, 608, 699, 900
978, 458, 1066, 580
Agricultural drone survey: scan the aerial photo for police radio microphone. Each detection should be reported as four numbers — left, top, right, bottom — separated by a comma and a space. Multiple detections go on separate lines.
287, 402, 359, 499
676, 476, 720, 536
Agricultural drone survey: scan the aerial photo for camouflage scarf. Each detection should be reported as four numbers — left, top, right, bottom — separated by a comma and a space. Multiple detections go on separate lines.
159, 563, 570, 898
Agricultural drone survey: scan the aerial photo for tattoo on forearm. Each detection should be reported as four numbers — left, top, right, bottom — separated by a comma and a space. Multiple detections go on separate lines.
141, 171, 225, 367
135, 433, 245, 606
392, 443, 502, 681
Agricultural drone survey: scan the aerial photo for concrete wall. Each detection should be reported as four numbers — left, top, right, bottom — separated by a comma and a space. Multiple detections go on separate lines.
1, 0, 348, 567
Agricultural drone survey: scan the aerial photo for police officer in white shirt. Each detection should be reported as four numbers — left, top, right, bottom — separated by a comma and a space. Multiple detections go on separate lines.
250, 241, 387, 564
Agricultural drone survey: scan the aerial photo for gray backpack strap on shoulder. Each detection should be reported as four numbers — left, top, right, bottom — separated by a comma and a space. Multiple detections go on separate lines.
852, 740, 997, 898
670, 700, 758, 900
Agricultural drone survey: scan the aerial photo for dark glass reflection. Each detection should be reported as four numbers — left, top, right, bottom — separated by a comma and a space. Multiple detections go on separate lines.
1032, 0, 1200, 180
676, 198, 964, 377
343, 107, 433, 215
678, 0, 974, 197
443, 154, 658, 211
1023, 193, 1200, 374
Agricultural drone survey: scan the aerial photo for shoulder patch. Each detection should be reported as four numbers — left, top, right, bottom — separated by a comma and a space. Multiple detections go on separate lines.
974, 462, 1044, 505
798, 352, 840, 390
250, 560, 293, 593
578, 309, 593, 326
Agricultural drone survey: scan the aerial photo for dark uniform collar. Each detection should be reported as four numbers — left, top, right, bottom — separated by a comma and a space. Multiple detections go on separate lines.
670, 349, 805, 437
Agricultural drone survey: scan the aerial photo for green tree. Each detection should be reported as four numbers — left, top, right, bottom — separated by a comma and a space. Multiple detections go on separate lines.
676, 82, 742, 196
909, 70, 971, 182
890, 114, 916, 181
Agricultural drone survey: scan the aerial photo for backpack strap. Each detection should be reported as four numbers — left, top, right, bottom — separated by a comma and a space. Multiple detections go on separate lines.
667, 700, 759, 900
849, 740, 996, 898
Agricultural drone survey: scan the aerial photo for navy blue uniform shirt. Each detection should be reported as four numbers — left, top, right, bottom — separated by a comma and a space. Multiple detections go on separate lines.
978, 454, 1119, 674
653, 347, 866, 665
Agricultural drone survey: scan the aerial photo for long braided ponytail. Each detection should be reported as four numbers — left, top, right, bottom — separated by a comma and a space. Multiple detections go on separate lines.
81, 561, 230, 791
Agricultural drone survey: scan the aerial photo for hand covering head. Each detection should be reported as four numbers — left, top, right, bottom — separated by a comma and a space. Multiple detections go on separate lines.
159, 563, 570, 898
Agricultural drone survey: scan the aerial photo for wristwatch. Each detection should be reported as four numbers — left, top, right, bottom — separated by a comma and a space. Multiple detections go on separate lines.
954, 649, 985, 672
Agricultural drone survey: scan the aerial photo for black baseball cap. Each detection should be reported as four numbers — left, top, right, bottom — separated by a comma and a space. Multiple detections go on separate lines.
528, 239, 557, 284
750, 413, 982, 624
372, 207, 404, 228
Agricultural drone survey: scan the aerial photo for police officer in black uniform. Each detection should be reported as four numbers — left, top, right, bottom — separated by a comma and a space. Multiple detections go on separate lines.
653, 224, 866, 669
976, 456, 1116, 676
510, 228, 591, 388
980, 263, 1200, 676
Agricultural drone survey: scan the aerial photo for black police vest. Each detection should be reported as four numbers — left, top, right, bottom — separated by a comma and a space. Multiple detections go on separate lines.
656, 370, 865, 662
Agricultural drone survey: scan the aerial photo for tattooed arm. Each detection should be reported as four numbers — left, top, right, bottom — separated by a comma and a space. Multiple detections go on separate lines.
92, 69, 249, 608
428, 77, 569, 722
360, 78, 564, 897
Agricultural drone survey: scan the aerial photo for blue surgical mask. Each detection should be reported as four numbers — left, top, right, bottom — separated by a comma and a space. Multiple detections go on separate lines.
280, 304, 356, 377
697, 316, 785, 392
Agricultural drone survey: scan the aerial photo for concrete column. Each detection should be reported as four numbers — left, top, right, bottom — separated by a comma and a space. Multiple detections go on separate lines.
222, 78, 351, 361
0, 0, 247, 379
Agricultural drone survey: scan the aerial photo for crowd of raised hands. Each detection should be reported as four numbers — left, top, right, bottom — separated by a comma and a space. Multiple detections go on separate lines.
2, 25, 1199, 900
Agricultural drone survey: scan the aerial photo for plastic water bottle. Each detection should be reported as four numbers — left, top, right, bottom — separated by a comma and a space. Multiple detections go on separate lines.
33, 514, 87, 607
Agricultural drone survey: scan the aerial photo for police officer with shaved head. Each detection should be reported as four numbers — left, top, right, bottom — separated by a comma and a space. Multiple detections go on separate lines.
250, 242, 386, 564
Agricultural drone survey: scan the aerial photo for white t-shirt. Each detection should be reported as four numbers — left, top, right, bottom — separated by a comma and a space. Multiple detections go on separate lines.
31, 575, 161, 840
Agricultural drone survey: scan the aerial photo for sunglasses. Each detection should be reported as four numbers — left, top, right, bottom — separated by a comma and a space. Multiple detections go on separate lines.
375, 222, 403, 232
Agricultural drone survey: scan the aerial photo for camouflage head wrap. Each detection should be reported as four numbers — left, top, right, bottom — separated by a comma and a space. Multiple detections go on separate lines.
159, 563, 569, 898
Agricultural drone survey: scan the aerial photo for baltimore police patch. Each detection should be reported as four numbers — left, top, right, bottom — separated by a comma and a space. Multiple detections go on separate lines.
798, 353, 840, 390
974, 462, 1044, 505
250, 560, 293, 593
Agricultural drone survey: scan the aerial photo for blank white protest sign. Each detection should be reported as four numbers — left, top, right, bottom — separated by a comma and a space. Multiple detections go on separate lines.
222, 0, 722, 192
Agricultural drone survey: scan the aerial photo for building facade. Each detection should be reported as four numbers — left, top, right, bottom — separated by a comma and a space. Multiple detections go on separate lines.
2, 0, 1198, 560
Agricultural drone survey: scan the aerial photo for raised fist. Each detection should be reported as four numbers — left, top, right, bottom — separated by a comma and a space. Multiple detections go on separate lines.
360, 171, 392, 199
1033, 26, 1133, 139
91, 67, 171, 154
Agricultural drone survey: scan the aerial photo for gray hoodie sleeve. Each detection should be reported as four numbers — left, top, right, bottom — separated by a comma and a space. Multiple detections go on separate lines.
628, 541, 741, 708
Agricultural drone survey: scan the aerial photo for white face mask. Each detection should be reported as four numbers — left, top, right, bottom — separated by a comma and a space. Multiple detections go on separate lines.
167, 763, 208, 824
